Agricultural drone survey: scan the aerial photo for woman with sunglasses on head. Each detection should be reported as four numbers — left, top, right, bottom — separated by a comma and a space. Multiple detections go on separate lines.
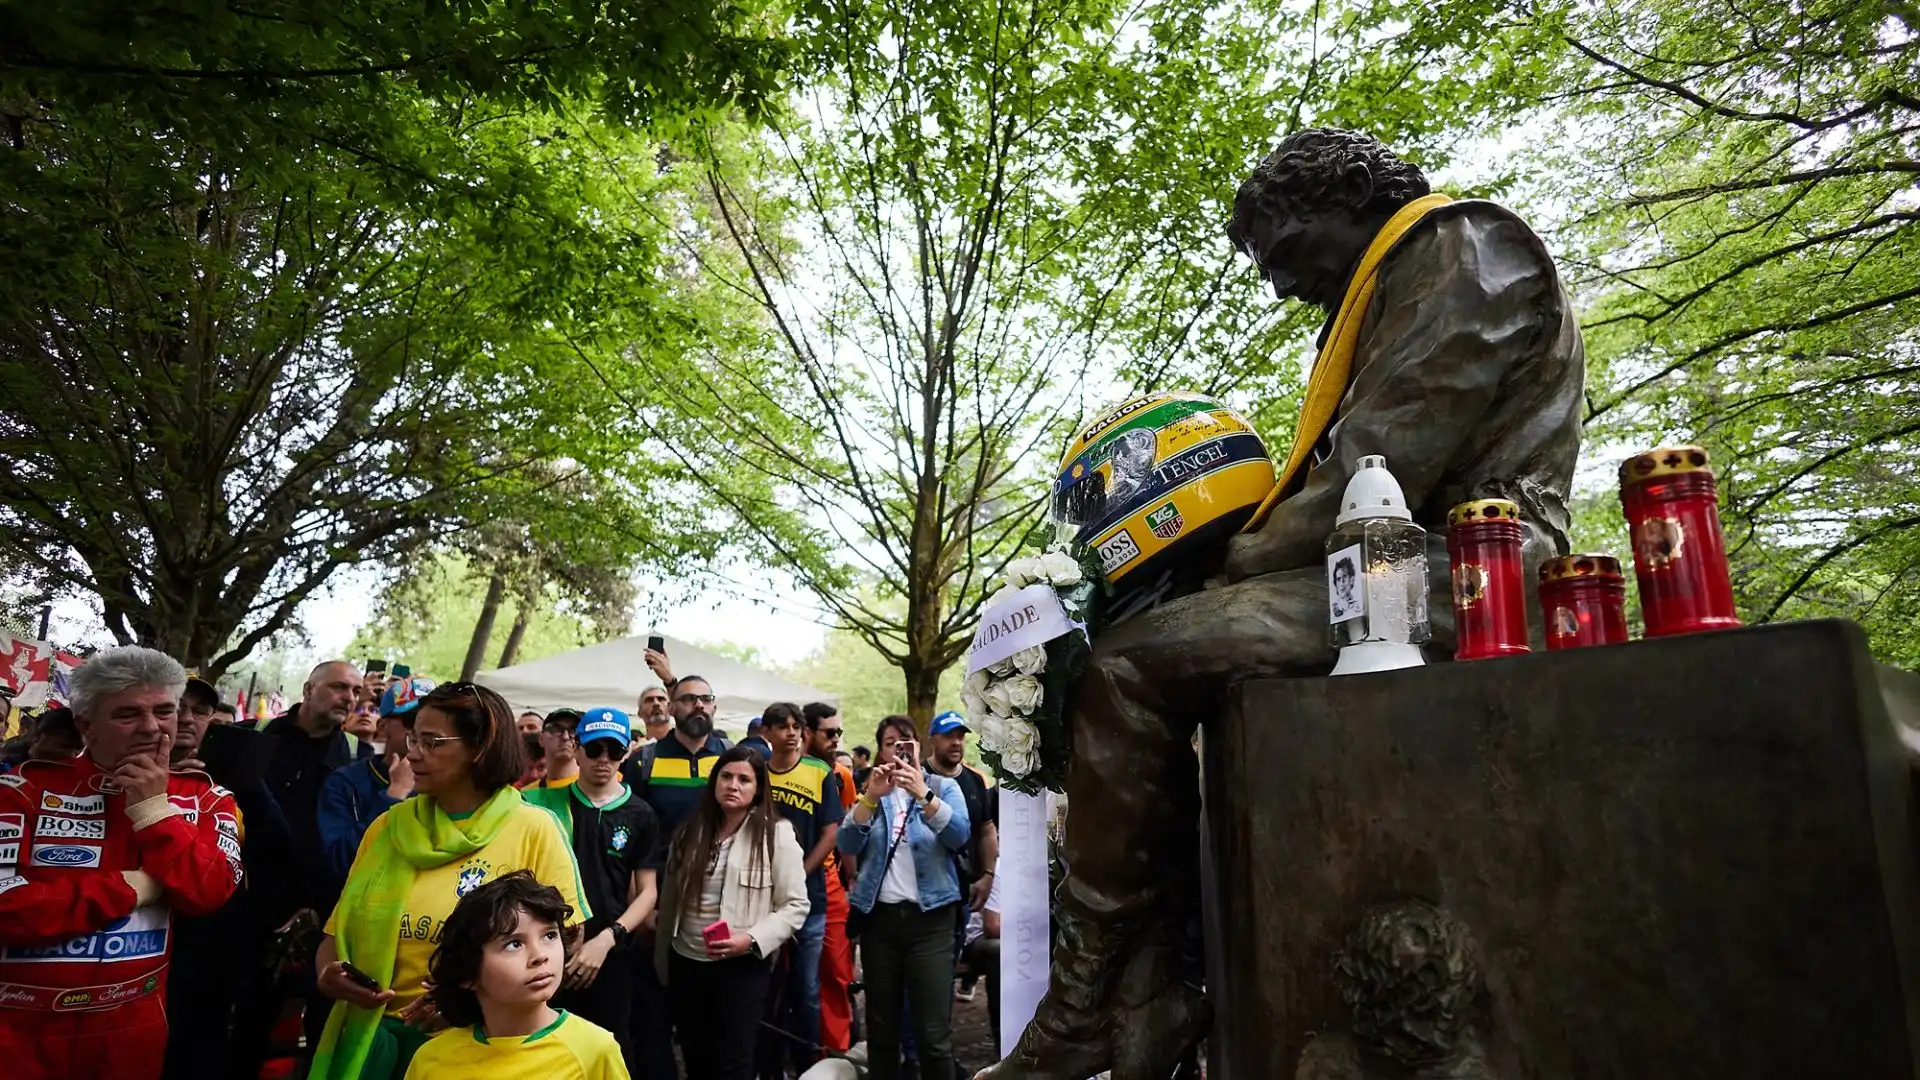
309, 682, 590, 1080
655, 745, 809, 1080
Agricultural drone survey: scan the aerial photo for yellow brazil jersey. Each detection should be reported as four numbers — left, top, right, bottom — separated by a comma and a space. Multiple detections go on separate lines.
403, 1010, 628, 1080
325, 802, 590, 1014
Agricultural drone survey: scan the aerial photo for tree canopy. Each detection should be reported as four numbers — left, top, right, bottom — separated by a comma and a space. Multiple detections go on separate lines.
1535, 0, 1920, 666
0, 6, 788, 673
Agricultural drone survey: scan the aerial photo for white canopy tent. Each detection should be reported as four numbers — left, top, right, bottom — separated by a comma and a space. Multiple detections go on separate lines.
477, 633, 833, 726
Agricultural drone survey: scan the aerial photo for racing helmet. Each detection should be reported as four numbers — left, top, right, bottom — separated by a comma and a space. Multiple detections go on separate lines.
1052, 391, 1275, 585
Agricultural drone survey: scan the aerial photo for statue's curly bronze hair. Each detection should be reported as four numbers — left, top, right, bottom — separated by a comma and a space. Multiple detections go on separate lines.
1332, 899, 1483, 1068
1226, 129, 1430, 255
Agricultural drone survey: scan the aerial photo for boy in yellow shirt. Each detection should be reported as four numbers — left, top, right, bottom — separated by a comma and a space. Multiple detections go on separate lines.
404, 871, 628, 1080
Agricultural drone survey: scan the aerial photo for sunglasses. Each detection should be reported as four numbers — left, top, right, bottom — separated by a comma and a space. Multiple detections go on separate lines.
675, 693, 717, 706
580, 740, 625, 760
541, 722, 577, 736
817, 727, 843, 740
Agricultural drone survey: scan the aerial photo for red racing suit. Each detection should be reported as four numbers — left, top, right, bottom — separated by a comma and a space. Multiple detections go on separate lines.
0, 754, 241, 1080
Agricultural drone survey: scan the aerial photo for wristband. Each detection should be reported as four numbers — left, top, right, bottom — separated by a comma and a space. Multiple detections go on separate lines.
858, 794, 880, 811
124, 794, 178, 832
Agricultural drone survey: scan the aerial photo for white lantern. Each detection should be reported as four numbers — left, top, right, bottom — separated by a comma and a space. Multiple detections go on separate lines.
1325, 455, 1430, 675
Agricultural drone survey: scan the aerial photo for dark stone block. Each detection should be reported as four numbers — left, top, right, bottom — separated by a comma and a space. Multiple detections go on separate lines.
1203, 619, 1920, 1079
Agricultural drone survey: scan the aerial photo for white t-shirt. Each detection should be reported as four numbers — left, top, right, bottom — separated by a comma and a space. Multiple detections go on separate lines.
674, 835, 735, 960
876, 800, 920, 905
964, 870, 1002, 946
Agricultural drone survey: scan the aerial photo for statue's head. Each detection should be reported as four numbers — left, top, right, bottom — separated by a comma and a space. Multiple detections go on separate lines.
1227, 129, 1430, 312
1333, 899, 1485, 1069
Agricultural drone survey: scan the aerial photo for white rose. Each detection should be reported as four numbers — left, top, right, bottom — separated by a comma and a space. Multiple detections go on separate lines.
961, 684, 988, 721
982, 679, 1015, 715
1040, 550, 1083, 587
1010, 645, 1047, 675
976, 714, 1006, 752
987, 655, 1016, 678
1003, 674, 1044, 715
1003, 556, 1045, 588
1001, 745, 1038, 778
1000, 717, 1040, 758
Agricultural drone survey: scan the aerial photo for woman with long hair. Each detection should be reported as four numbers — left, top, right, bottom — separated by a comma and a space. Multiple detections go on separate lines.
310, 681, 589, 1080
655, 745, 809, 1080
837, 716, 971, 1080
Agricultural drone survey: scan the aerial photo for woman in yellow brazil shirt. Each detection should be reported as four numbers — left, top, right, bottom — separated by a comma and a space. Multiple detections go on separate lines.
310, 681, 589, 1080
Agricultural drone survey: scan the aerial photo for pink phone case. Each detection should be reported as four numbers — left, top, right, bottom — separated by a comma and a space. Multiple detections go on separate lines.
702, 920, 731, 945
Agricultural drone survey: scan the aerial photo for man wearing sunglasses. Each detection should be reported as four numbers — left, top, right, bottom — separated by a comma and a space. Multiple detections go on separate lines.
802, 702, 858, 1054
522, 707, 661, 1078
533, 708, 583, 789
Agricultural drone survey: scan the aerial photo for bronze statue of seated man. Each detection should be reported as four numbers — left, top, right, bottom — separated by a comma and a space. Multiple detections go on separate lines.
976, 128, 1585, 1080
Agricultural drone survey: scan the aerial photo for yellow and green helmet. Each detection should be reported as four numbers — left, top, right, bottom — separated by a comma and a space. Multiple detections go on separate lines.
1051, 391, 1276, 585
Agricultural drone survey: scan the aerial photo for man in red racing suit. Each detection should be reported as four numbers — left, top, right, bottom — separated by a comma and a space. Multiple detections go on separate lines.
0, 647, 242, 1080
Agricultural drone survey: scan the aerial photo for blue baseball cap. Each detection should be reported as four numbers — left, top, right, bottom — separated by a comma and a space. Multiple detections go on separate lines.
380, 677, 436, 718
577, 707, 632, 747
930, 711, 969, 736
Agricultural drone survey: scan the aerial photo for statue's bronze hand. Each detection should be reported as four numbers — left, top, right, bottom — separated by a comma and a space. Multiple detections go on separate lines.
1223, 524, 1289, 583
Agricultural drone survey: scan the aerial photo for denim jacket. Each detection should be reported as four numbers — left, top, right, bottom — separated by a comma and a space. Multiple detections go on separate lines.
838, 773, 970, 913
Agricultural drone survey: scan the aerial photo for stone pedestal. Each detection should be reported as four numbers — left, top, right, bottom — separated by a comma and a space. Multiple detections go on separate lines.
1202, 619, 1920, 1079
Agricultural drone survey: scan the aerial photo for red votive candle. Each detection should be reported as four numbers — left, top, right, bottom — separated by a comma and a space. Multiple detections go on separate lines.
1447, 498, 1530, 660
1538, 554, 1628, 650
1618, 446, 1741, 637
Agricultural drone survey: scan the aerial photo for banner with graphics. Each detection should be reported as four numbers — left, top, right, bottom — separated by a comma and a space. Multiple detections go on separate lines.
0, 632, 53, 708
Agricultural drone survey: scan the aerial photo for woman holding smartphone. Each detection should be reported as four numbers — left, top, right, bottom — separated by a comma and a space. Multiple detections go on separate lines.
838, 715, 972, 1080
656, 745, 810, 1080
309, 682, 589, 1080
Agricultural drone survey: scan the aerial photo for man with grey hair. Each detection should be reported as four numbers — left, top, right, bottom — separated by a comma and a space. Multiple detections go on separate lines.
0, 645, 241, 1079
229, 659, 371, 1079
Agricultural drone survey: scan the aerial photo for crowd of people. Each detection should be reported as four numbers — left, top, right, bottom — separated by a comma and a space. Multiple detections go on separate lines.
0, 645, 1003, 1080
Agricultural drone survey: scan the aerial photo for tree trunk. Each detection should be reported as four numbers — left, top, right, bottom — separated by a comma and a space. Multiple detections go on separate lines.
462, 569, 508, 680
902, 661, 942, 736
496, 605, 532, 669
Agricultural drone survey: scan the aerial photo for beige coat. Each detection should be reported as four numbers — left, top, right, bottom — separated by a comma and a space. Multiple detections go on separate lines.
655, 816, 810, 982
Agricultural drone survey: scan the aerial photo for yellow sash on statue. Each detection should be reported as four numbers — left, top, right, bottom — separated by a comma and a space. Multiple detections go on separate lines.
1242, 193, 1454, 532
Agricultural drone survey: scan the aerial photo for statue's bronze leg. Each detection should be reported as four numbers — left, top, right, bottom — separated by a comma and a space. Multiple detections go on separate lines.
978, 569, 1336, 1080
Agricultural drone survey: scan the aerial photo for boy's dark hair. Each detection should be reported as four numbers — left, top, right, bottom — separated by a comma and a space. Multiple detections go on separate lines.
802, 702, 838, 731
852, 745, 871, 761
426, 870, 574, 1029
762, 701, 802, 729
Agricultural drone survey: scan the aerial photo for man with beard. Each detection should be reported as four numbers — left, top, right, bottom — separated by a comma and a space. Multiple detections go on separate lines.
230, 660, 373, 1078
622, 675, 730, 1080
635, 686, 672, 745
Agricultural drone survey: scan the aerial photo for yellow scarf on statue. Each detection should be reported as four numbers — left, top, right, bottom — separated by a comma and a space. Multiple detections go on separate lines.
1243, 193, 1453, 532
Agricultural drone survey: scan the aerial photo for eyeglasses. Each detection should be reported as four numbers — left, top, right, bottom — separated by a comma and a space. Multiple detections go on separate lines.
580, 740, 624, 760
541, 723, 577, 737
675, 693, 717, 706
405, 731, 465, 752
